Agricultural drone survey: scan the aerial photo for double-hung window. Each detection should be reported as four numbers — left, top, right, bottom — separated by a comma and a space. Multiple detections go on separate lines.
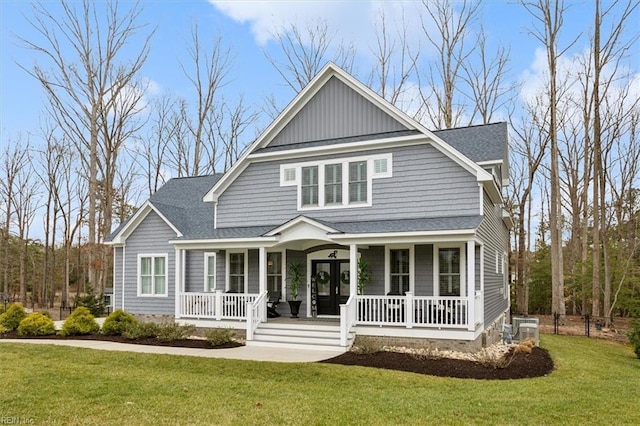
228, 252, 245, 293
138, 255, 167, 296
204, 253, 217, 292
390, 249, 410, 295
301, 166, 319, 207
267, 252, 282, 295
349, 161, 367, 203
324, 163, 342, 205
439, 248, 461, 296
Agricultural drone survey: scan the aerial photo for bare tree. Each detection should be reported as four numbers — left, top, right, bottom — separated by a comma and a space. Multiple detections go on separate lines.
265, 19, 356, 94
367, 7, 420, 108
417, 0, 481, 128
20, 0, 153, 291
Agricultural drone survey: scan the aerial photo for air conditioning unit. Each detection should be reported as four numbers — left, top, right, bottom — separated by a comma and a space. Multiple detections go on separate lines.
512, 317, 539, 338
518, 323, 539, 346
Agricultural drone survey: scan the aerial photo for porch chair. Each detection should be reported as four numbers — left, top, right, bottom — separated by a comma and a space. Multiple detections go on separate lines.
267, 292, 281, 318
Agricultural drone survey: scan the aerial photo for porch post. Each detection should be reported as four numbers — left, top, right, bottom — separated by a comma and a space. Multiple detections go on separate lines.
258, 246, 266, 295
466, 240, 475, 331
349, 244, 358, 296
174, 248, 182, 319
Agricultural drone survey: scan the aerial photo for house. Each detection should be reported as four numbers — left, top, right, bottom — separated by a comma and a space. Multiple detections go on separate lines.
105, 63, 511, 352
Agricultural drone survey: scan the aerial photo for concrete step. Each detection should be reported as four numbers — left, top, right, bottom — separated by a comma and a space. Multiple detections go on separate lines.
247, 321, 354, 352
254, 327, 342, 339
259, 322, 340, 332
246, 339, 349, 353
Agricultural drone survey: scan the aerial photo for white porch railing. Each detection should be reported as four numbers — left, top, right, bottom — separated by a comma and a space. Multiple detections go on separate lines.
179, 291, 259, 320
474, 290, 483, 327
247, 291, 268, 341
356, 293, 479, 329
340, 294, 357, 346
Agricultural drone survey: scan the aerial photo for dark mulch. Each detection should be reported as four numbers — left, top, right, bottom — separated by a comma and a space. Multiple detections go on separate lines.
0, 331, 243, 349
320, 347, 554, 380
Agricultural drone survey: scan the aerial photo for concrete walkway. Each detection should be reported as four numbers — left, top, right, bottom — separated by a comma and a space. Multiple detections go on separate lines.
0, 339, 338, 363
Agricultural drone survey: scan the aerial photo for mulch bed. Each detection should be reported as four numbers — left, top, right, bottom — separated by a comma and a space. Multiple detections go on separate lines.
0, 331, 243, 349
320, 346, 554, 380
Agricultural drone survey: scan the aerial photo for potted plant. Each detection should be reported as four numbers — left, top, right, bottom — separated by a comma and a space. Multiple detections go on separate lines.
357, 258, 371, 295
287, 262, 303, 318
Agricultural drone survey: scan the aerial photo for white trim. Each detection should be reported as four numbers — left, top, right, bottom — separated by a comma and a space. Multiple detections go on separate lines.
264, 216, 338, 237
137, 253, 169, 298
384, 245, 415, 295
226, 249, 248, 294
106, 201, 183, 244
266, 249, 286, 297
495, 251, 499, 274
204, 252, 217, 292
175, 248, 181, 318
280, 165, 297, 186
306, 249, 353, 317
503, 252, 508, 299
280, 153, 393, 211
121, 245, 126, 310
213, 202, 218, 229
433, 243, 466, 297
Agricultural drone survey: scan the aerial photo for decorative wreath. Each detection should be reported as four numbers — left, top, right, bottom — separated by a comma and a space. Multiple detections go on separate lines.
340, 270, 350, 285
316, 271, 330, 285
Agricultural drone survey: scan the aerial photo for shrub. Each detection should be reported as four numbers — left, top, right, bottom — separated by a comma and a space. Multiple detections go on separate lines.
205, 328, 234, 346
0, 303, 27, 332
122, 322, 160, 340
156, 323, 196, 342
17, 312, 56, 336
628, 319, 640, 359
74, 285, 105, 317
352, 337, 383, 354
60, 306, 99, 336
0, 323, 5, 334
101, 309, 137, 336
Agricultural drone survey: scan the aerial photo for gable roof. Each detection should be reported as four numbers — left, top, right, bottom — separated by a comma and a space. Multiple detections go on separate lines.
105, 174, 222, 244
204, 62, 494, 203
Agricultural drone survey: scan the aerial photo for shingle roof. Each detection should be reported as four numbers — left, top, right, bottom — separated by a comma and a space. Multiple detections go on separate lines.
326, 215, 483, 234
433, 122, 507, 163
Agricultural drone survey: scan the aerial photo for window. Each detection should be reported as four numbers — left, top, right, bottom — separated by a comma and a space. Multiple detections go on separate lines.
267, 252, 282, 295
324, 163, 342, 204
390, 249, 410, 295
228, 252, 245, 293
280, 166, 297, 186
374, 158, 387, 174
301, 166, 318, 206
138, 255, 167, 297
204, 253, 217, 292
439, 248, 461, 296
349, 161, 367, 203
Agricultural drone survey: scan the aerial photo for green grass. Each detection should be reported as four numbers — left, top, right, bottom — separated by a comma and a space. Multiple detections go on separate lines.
0, 335, 638, 425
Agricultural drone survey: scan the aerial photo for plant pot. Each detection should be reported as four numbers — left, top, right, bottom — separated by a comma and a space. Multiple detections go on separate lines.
288, 300, 302, 318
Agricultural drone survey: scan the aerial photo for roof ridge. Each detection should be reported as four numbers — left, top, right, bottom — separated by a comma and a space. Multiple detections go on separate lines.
432, 122, 506, 132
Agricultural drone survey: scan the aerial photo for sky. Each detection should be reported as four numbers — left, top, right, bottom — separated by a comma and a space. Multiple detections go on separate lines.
3, 0, 631, 145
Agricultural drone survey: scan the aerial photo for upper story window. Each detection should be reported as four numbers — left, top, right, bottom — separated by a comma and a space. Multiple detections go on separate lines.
301, 166, 319, 206
280, 153, 392, 211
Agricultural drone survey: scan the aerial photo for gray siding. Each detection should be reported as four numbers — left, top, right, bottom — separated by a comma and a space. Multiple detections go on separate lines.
185, 250, 204, 292
218, 144, 480, 227
123, 211, 176, 315
268, 76, 407, 147
361, 246, 385, 295
248, 249, 259, 293
113, 247, 123, 309
477, 192, 509, 325
415, 244, 434, 296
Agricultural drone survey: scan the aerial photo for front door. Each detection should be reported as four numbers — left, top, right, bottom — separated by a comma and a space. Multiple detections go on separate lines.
312, 260, 350, 315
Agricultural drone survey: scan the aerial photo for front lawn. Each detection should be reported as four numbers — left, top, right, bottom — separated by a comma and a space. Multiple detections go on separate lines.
0, 335, 638, 425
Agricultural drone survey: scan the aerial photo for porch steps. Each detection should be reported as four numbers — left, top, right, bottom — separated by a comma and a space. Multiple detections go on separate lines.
247, 322, 354, 352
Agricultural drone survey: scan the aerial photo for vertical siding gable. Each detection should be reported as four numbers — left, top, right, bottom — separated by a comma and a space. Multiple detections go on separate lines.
267, 76, 408, 148
123, 211, 176, 315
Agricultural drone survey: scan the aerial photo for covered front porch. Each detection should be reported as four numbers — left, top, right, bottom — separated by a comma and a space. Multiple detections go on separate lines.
172, 216, 485, 348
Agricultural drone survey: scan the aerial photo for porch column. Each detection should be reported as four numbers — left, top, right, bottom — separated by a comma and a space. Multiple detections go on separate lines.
174, 248, 182, 319
258, 246, 266, 295
349, 244, 358, 297
466, 240, 475, 331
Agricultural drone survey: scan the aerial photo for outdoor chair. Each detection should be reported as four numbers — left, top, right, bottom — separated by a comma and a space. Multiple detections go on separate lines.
267, 292, 281, 318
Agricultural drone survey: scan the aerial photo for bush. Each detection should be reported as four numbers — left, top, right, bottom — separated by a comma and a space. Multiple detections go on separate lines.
205, 328, 234, 346
156, 323, 196, 342
122, 322, 160, 340
17, 312, 56, 336
74, 285, 105, 317
60, 306, 99, 336
101, 309, 137, 336
628, 319, 640, 359
0, 303, 27, 332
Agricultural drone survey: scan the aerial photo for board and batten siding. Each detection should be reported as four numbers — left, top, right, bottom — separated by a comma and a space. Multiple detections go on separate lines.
267, 76, 407, 147
217, 144, 480, 228
122, 211, 176, 315
476, 192, 509, 325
